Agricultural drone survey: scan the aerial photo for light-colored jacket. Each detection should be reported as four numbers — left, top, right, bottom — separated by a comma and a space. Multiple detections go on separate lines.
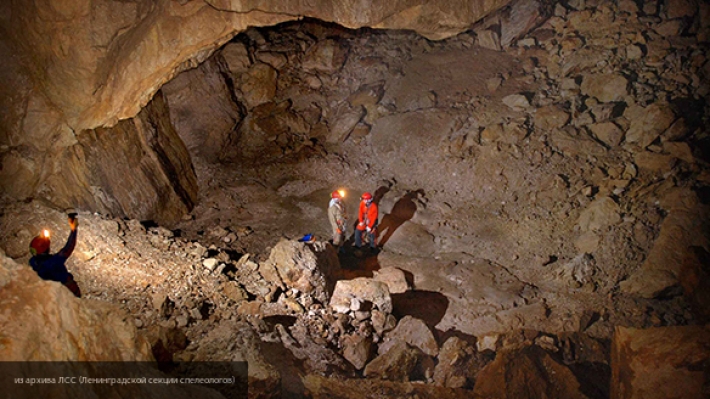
328, 198, 347, 233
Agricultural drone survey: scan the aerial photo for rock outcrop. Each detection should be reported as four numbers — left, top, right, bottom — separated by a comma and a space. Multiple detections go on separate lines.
260, 239, 340, 304
473, 345, 589, 399
611, 325, 710, 399
0, 253, 152, 361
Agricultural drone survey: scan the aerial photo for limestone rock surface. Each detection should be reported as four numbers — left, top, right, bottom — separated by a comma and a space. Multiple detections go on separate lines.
330, 277, 392, 314
260, 239, 340, 304
611, 325, 710, 399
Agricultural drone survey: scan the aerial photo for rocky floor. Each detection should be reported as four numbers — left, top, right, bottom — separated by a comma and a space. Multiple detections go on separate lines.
1, 0, 709, 397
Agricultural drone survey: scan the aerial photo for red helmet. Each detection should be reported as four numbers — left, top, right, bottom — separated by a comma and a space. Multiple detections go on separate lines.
361, 192, 373, 200
331, 190, 342, 199
29, 235, 50, 256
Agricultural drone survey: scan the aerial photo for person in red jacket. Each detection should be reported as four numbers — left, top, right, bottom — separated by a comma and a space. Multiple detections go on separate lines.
355, 192, 378, 251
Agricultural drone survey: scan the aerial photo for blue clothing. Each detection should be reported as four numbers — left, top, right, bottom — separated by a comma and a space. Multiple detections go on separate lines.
29, 229, 77, 283
355, 223, 377, 249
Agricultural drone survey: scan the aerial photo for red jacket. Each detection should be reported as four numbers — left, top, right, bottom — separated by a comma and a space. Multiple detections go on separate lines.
358, 201, 378, 230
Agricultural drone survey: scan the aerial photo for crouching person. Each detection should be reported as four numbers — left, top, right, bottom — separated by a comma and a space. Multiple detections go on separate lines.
28, 215, 81, 297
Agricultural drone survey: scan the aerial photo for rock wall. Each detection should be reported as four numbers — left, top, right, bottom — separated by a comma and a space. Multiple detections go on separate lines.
46, 91, 198, 225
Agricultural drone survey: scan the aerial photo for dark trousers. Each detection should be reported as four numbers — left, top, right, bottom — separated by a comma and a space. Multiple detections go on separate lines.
355, 228, 376, 249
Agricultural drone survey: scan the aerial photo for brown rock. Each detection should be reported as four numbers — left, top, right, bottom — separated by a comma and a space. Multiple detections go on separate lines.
634, 151, 676, 173
577, 197, 621, 232
68, 92, 198, 225
371, 309, 397, 335
434, 336, 489, 388
0, 254, 153, 361
301, 39, 348, 74
381, 221, 436, 257
575, 232, 600, 253
624, 103, 676, 148
261, 239, 340, 304
255, 51, 288, 69
549, 128, 607, 157
666, 0, 697, 18
372, 267, 410, 294
621, 188, 709, 298
239, 62, 278, 109
663, 141, 695, 164
481, 123, 504, 145
342, 334, 373, 370
331, 278, 392, 314
611, 325, 710, 399
193, 320, 281, 397
363, 340, 421, 381
477, 29, 502, 51
662, 118, 689, 142
499, 0, 548, 48
654, 20, 684, 37
588, 122, 624, 147
534, 105, 570, 131
326, 102, 365, 143
502, 94, 530, 111
580, 73, 629, 103
486, 76, 503, 93
386, 315, 439, 357
220, 42, 251, 75
474, 346, 589, 399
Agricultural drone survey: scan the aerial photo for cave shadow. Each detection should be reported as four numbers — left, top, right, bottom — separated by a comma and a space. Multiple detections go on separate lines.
335, 245, 381, 280
391, 290, 449, 329
377, 189, 424, 247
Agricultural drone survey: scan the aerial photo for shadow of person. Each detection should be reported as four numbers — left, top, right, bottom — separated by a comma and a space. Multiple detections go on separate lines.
377, 190, 423, 246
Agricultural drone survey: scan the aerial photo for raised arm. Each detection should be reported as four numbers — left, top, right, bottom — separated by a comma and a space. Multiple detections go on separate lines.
57, 217, 78, 258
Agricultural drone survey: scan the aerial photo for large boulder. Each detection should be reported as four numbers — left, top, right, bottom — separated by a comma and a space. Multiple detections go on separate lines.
624, 103, 677, 149
434, 336, 490, 389
330, 277, 392, 314
611, 325, 710, 399
385, 316, 439, 357
372, 267, 410, 294
260, 239, 340, 304
190, 320, 281, 398
473, 346, 589, 399
363, 340, 423, 381
0, 254, 152, 361
580, 73, 629, 103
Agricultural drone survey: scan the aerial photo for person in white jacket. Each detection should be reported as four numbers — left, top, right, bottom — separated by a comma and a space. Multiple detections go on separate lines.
328, 190, 347, 251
